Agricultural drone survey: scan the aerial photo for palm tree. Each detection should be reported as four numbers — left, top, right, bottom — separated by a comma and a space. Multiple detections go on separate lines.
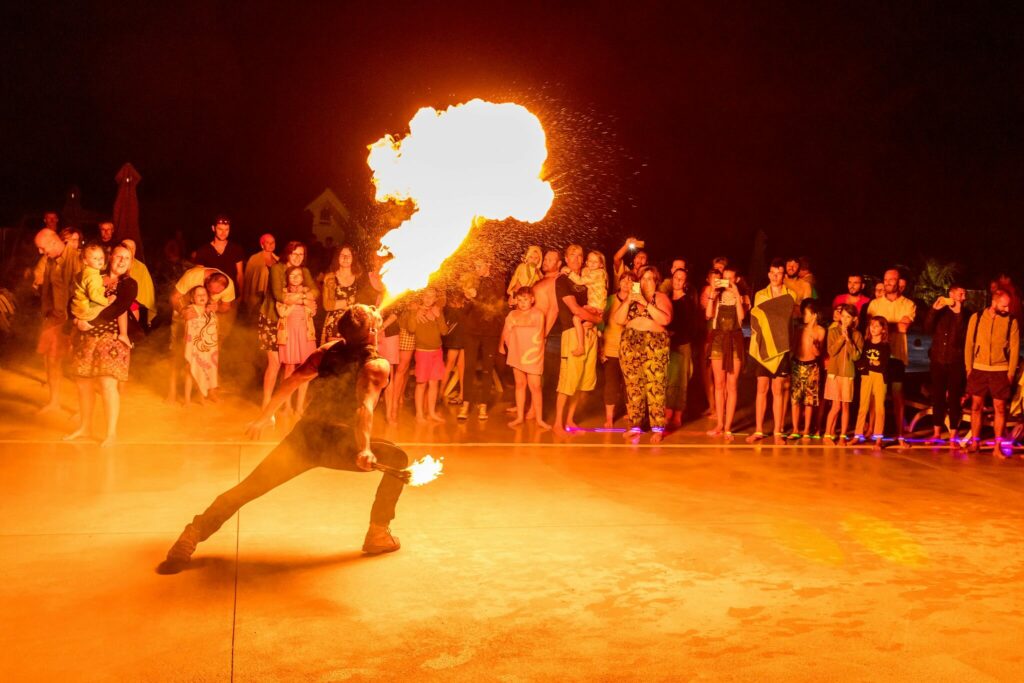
914, 258, 961, 307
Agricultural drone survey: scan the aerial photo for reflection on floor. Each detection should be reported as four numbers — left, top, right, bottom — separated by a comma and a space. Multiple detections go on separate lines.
1, 364, 1023, 681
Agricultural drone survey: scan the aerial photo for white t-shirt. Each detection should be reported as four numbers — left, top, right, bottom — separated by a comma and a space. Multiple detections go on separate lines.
866, 295, 916, 364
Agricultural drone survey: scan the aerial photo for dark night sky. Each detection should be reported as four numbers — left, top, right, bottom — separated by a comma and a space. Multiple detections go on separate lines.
2, 1, 1022, 291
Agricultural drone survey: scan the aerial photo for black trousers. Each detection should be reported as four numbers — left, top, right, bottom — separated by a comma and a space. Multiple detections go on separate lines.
462, 333, 499, 406
191, 420, 408, 539
930, 361, 965, 431
603, 356, 623, 406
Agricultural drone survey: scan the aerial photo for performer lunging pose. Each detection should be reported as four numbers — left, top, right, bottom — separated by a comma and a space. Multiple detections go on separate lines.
162, 304, 407, 573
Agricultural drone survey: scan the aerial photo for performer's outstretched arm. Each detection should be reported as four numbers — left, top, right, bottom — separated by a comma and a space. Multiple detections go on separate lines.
245, 351, 322, 437
353, 358, 391, 471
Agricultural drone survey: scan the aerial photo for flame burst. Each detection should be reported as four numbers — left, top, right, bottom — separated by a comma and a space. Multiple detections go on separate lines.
406, 455, 444, 487
368, 99, 554, 303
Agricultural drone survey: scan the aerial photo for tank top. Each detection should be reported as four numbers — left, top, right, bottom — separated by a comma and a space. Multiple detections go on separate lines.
302, 341, 382, 424
713, 303, 739, 331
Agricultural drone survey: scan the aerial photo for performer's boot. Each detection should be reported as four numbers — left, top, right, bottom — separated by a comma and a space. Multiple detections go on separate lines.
362, 523, 400, 555
161, 522, 203, 572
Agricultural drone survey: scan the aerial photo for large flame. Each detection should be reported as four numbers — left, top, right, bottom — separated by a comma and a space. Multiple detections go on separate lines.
368, 99, 554, 304
406, 455, 444, 487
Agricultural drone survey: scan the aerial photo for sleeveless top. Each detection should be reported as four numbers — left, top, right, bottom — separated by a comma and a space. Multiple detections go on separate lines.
713, 302, 740, 331
302, 341, 382, 425
709, 303, 744, 372
626, 299, 651, 322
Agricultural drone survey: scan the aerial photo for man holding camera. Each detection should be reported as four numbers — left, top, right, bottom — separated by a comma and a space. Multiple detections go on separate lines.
925, 285, 968, 443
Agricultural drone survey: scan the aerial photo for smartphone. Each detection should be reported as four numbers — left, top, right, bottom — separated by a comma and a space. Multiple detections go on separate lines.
715, 279, 730, 289
939, 296, 953, 306
628, 242, 637, 250
631, 282, 641, 294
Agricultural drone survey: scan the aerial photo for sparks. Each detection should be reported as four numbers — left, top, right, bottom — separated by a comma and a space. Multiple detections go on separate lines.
367, 99, 554, 304
406, 455, 444, 487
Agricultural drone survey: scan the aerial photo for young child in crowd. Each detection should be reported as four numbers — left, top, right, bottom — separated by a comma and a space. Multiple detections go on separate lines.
404, 287, 448, 422
506, 245, 543, 306
182, 286, 219, 405
824, 304, 863, 442
566, 250, 608, 356
72, 244, 130, 347
499, 286, 550, 430
790, 300, 825, 438
276, 266, 318, 415
854, 316, 891, 447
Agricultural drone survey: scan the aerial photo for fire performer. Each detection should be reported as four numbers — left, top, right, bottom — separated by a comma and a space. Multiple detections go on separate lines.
161, 304, 407, 573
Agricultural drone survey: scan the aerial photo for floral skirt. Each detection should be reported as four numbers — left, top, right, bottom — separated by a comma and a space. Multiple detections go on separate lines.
257, 313, 277, 352
322, 309, 344, 345
68, 324, 130, 382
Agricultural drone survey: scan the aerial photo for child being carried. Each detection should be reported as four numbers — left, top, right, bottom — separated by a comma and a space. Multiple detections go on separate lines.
564, 250, 608, 356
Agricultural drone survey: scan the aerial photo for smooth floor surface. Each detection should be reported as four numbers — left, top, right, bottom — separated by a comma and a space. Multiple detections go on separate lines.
2, 365, 1024, 681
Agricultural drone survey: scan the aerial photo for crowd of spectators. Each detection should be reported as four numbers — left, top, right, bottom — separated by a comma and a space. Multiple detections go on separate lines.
14, 212, 1024, 455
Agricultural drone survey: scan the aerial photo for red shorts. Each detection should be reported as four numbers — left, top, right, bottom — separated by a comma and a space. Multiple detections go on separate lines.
966, 369, 1011, 401
414, 349, 444, 382
37, 321, 70, 357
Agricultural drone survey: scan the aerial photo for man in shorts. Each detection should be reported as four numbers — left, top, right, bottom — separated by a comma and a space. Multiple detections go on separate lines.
33, 227, 81, 413
552, 244, 603, 432
747, 259, 800, 444
964, 290, 1019, 455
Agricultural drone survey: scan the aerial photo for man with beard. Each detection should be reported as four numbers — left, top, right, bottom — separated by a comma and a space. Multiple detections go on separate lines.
964, 290, 1019, 455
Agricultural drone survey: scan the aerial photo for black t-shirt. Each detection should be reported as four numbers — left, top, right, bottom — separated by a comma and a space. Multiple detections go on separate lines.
193, 242, 245, 287
667, 289, 699, 346
858, 339, 891, 381
553, 273, 588, 335
464, 274, 505, 337
95, 276, 138, 322
303, 340, 380, 423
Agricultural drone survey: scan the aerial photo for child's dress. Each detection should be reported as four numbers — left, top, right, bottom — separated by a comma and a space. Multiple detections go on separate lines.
277, 300, 317, 365
580, 267, 608, 310
184, 304, 219, 396
504, 308, 545, 375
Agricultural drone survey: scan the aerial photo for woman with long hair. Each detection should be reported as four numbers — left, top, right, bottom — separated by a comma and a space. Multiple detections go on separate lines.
704, 268, 745, 440
257, 241, 318, 416
321, 244, 365, 344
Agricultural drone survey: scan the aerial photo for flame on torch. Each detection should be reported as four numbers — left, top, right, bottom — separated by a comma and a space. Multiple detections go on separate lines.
372, 454, 444, 486
368, 99, 554, 304
406, 455, 444, 486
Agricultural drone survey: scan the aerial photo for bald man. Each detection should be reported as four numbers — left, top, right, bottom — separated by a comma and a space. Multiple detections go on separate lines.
33, 228, 81, 412
242, 233, 278, 319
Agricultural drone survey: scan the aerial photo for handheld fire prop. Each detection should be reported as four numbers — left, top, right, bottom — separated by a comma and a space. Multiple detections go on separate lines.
368, 99, 554, 304
372, 455, 444, 486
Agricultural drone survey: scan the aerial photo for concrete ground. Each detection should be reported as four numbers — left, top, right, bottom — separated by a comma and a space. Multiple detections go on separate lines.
1, 358, 1023, 682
